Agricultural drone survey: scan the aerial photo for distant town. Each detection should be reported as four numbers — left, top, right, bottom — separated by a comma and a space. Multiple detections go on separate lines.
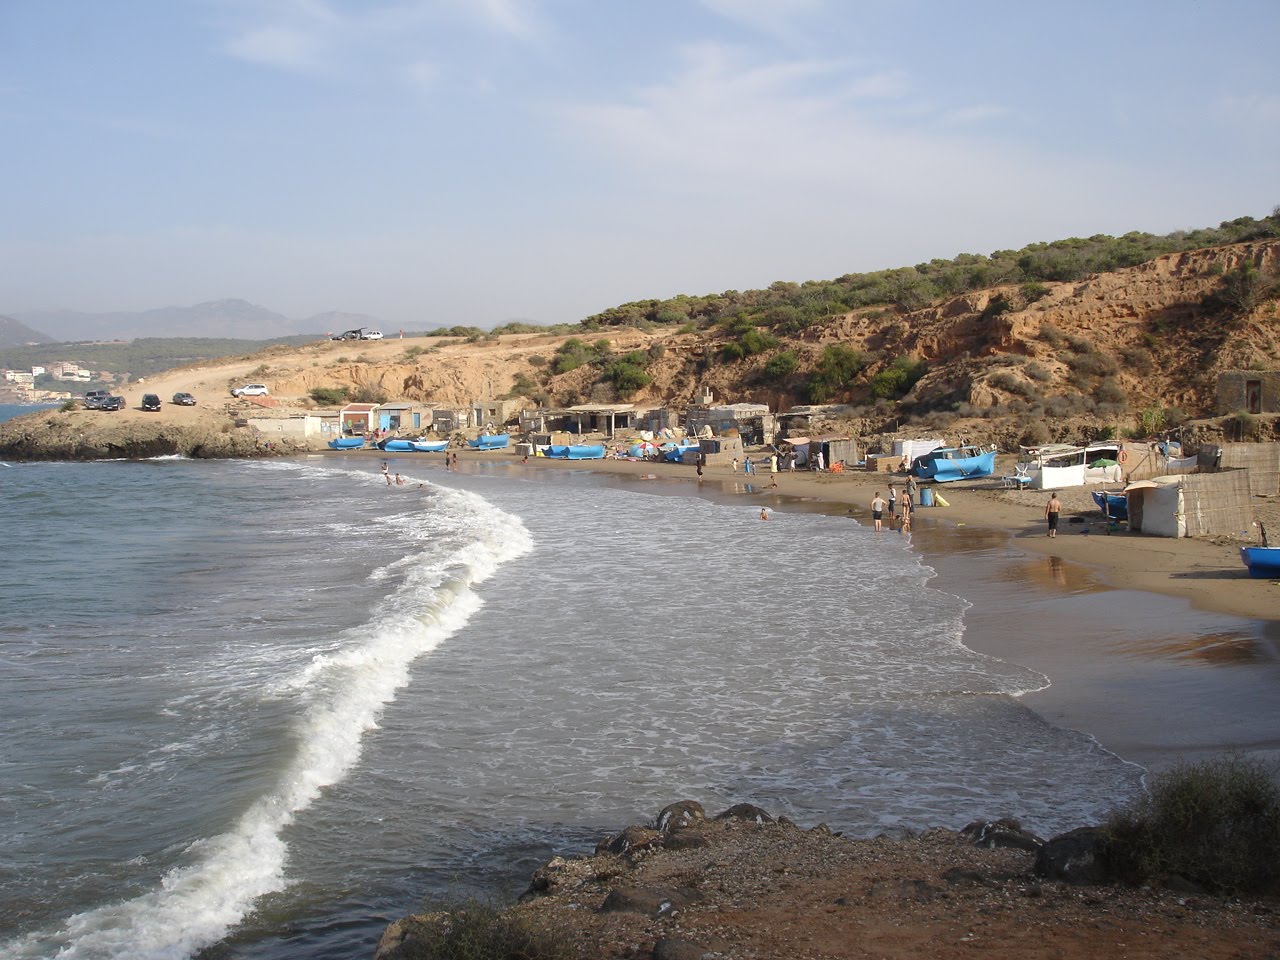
0, 361, 120, 404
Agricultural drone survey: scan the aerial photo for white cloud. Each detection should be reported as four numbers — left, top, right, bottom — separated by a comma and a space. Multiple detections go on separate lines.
699, 0, 825, 38
403, 60, 442, 93
220, 0, 342, 71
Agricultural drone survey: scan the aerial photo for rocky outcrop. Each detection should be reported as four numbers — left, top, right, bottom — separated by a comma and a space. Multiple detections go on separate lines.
0, 410, 281, 460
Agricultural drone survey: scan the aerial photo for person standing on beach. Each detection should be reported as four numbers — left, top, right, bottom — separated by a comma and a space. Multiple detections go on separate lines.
696, 457, 704, 483
769, 454, 778, 476
900, 491, 913, 532
887, 483, 897, 518
906, 474, 918, 500
732, 457, 739, 473
1045, 492, 1062, 538
744, 456, 753, 475
870, 492, 887, 531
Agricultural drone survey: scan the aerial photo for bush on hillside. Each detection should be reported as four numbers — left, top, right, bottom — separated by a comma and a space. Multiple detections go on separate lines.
763, 350, 799, 379
805, 345, 866, 403
869, 356, 928, 400
309, 386, 349, 405
1098, 756, 1280, 895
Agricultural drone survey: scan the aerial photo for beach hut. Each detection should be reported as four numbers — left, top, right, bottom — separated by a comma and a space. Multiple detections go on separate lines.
697, 435, 743, 466
1124, 470, 1254, 538
1197, 442, 1280, 496
339, 402, 379, 436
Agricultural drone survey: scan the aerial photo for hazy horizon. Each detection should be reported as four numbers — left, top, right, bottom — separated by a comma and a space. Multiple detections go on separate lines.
3, 1, 1277, 331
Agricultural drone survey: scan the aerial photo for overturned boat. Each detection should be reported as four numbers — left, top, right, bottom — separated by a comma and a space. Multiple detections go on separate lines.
467, 433, 510, 450
912, 445, 997, 483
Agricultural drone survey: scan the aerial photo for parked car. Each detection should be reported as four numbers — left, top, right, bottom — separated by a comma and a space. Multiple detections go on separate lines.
98, 396, 125, 411
141, 393, 162, 411
83, 389, 110, 409
230, 384, 269, 397
331, 329, 363, 340
171, 392, 197, 406
360, 330, 384, 340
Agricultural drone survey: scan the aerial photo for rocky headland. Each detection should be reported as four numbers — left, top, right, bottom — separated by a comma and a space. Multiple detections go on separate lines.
375, 801, 1280, 960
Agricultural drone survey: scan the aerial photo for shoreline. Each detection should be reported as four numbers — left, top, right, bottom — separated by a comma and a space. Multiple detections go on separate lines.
359, 446, 1280, 777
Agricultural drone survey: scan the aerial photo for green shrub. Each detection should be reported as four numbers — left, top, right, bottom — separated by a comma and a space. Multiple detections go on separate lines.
1020, 281, 1051, 303
1119, 345, 1154, 374
1038, 322, 1065, 347
1019, 419, 1051, 446
1099, 756, 1280, 894
764, 350, 799, 379
350, 385, 388, 404
1138, 406, 1165, 435
397, 899, 572, 960
550, 339, 592, 375
869, 356, 927, 400
805, 345, 865, 403
309, 386, 350, 405
59, 399, 78, 412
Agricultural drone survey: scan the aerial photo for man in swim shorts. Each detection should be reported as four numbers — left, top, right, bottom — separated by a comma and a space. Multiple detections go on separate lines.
870, 492, 887, 531
1045, 492, 1062, 538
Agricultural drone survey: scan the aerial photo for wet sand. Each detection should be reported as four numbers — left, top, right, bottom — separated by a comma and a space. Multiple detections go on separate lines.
355, 447, 1280, 777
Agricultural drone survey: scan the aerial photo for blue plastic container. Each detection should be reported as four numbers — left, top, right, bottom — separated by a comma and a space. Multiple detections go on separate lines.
920, 487, 935, 508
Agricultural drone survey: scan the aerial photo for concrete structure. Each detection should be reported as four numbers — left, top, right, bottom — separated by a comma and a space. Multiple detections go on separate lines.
697, 435, 744, 466
565, 403, 637, 436
471, 398, 523, 430
377, 401, 430, 434
1217, 370, 1280, 415
429, 406, 471, 434
246, 413, 340, 444
686, 398, 775, 445
339, 402, 380, 436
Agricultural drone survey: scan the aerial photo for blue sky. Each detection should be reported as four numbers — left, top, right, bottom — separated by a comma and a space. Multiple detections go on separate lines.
2, 0, 1277, 329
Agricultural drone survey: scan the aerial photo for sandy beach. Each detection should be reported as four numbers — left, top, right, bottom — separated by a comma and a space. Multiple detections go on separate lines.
362, 445, 1280, 779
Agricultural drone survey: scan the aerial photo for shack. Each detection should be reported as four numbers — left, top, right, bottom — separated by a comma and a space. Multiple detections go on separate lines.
1197, 442, 1280, 496
1216, 370, 1280, 415
377, 401, 429, 434
697, 435, 744, 467
339, 402, 379, 436
1124, 471, 1254, 538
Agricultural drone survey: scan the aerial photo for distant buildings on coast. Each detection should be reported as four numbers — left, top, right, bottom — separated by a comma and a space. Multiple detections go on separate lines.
0, 360, 117, 403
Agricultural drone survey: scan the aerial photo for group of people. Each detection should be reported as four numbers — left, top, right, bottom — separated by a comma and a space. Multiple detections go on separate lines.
869, 478, 916, 532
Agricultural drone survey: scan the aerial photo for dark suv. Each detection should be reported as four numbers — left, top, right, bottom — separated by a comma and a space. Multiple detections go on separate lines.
83, 390, 110, 409
99, 396, 125, 411
141, 394, 162, 411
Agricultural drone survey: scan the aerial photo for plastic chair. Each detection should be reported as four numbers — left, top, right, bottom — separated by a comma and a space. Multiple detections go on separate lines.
1001, 464, 1032, 489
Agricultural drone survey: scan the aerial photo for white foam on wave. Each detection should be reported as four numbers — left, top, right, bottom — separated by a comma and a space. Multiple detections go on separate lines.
1, 478, 532, 960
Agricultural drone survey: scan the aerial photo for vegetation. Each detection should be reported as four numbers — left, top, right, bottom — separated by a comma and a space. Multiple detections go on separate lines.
397, 899, 571, 960
602, 351, 651, 396
1203, 262, 1280, 318
763, 349, 799, 379
868, 356, 928, 400
1099, 756, 1280, 895
805, 345, 865, 403
575, 212, 1280, 336
308, 386, 350, 405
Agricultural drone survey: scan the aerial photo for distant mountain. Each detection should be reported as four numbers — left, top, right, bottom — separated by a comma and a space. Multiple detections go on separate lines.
9, 299, 375, 341
0, 314, 55, 348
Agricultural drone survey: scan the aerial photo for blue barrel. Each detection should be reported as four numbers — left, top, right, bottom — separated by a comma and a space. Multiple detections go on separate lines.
920, 487, 935, 507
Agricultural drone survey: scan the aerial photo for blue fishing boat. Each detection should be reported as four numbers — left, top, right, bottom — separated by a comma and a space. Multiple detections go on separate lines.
661, 442, 702, 463
1240, 546, 1280, 579
327, 436, 366, 450
467, 433, 509, 450
1091, 490, 1129, 521
410, 439, 449, 453
544, 443, 606, 460
377, 438, 417, 452
911, 445, 997, 483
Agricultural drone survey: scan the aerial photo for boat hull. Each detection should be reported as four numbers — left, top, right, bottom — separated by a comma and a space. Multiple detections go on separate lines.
327, 437, 366, 450
545, 444, 606, 460
1091, 490, 1129, 521
377, 439, 417, 452
467, 434, 509, 450
1240, 546, 1280, 579
411, 440, 449, 452
913, 448, 996, 483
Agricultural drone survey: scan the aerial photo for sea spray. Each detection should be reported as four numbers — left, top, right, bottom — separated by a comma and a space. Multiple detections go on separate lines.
1, 476, 532, 960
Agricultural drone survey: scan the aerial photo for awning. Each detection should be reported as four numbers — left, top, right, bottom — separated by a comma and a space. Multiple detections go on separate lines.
1124, 480, 1159, 492
784, 436, 811, 445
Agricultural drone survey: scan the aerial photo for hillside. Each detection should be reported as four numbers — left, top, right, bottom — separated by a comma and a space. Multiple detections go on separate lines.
0, 313, 54, 348
3, 233, 1278, 457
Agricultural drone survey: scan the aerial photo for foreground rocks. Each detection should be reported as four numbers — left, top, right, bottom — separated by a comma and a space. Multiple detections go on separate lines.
0, 410, 286, 460
376, 801, 1280, 960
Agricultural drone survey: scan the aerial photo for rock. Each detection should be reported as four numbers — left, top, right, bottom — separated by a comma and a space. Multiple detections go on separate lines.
714, 803, 775, 824
962, 818, 1043, 852
597, 825, 662, 856
1034, 827, 1109, 885
656, 800, 704, 833
598, 886, 699, 917
942, 867, 988, 886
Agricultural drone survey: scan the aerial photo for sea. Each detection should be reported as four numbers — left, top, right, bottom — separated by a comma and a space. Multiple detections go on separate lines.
0, 403, 1148, 960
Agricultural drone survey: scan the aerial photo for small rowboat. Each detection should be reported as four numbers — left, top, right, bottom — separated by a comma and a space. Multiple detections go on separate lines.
467, 433, 509, 450
410, 439, 449, 453
328, 437, 366, 450
1240, 546, 1280, 579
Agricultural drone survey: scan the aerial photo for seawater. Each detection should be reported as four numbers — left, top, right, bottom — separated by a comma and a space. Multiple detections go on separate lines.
0, 453, 1145, 960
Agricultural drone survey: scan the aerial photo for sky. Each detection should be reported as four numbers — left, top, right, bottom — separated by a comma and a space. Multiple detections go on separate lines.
2, 0, 1278, 329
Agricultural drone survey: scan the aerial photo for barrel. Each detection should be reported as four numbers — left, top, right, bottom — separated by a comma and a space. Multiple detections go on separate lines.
920, 487, 935, 507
